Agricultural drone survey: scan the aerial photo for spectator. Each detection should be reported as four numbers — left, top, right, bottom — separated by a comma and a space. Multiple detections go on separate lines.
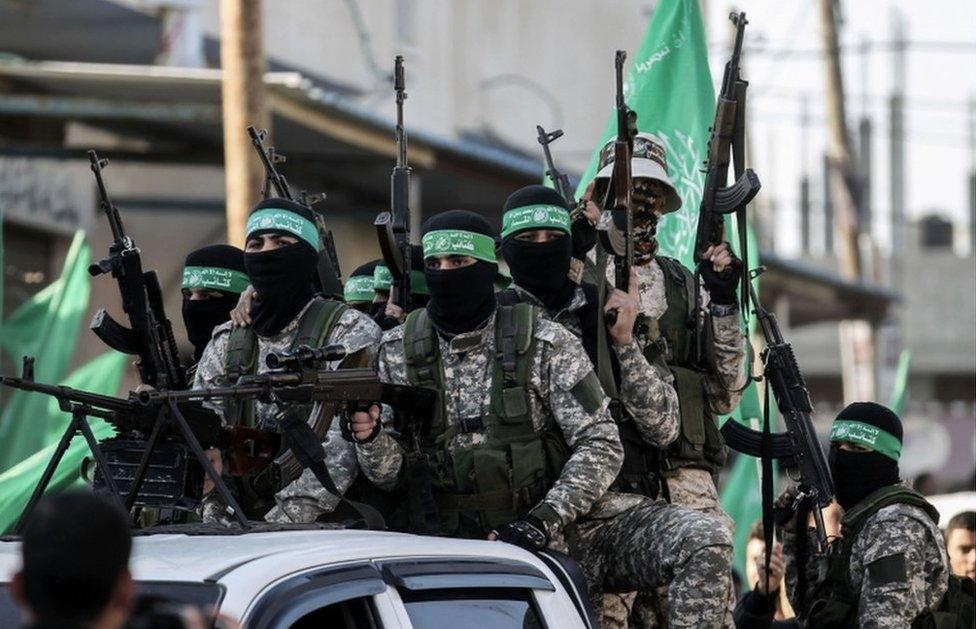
733, 522, 798, 628
9, 492, 134, 629
945, 511, 976, 580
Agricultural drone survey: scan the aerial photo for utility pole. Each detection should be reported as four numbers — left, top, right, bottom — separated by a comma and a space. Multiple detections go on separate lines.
889, 9, 906, 265
818, 0, 875, 402
220, 0, 268, 246
799, 96, 811, 255
969, 94, 975, 254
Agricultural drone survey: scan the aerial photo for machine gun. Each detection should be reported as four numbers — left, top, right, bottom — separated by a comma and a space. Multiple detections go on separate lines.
86, 151, 188, 390
598, 50, 638, 325
720, 271, 835, 553
247, 126, 343, 295
375, 56, 412, 325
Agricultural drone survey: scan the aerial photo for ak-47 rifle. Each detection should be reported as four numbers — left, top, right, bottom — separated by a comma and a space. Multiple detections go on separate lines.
598, 50, 638, 325
720, 271, 835, 554
247, 127, 344, 295
86, 151, 188, 390
375, 56, 412, 323
536, 126, 575, 210
693, 12, 761, 349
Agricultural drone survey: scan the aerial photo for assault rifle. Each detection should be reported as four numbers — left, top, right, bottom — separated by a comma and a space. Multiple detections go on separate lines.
375, 56, 412, 324
598, 50, 638, 325
693, 12, 761, 358
536, 126, 575, 209
247, 126, 344, 296
87, 151, 188, 390
720, 271, 835, 553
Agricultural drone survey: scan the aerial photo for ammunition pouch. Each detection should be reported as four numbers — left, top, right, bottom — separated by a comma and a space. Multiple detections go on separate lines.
92, 437, 203, 510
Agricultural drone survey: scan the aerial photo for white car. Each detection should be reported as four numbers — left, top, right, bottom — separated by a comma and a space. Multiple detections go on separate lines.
0, 524, 595, 628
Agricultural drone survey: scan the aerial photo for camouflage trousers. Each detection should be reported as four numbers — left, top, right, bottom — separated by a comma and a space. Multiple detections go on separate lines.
577, 497, 733, 629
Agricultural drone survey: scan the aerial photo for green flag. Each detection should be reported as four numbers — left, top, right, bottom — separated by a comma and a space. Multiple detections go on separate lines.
572, 0, 771, 581
0, 351, 126, 533
0, 231, 92, 471
888, 350, 912, 415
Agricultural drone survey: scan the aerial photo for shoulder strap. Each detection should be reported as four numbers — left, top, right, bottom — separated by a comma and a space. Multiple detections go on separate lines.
403, 308, 440, 386
496, 288, 522, 307
495, 303, 534, 381
579, 281, 619, 399
224, 326, 259, 381
842, 485, 940, 542
291, 298, 348, 350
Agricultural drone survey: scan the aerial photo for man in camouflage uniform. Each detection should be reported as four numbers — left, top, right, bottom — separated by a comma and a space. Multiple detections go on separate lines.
783, 402, 949, 628
345, 209, 623, 554
499, 185, 734, 628
194, 197, 380, 523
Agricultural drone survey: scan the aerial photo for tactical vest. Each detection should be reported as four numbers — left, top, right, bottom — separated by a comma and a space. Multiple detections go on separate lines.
498, 285, 662, 500
647, 255, 727, 475
398, 305, 572, 538
222, 298, 348, 428
806, 485, 969, 629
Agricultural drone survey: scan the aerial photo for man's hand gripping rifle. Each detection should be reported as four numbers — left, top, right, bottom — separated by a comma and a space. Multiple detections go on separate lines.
375, 56, 412, 327
86, 151, 188, 390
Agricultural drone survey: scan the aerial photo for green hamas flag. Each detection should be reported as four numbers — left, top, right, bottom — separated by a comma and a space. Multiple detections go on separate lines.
0, 351, 127, 534
573, 0, 770, 580
0, 231, 92, 472
888, 350, 912, 416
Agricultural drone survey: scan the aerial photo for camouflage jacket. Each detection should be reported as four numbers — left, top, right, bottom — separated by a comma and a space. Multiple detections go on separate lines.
193, 299, 381, 522
784, 502, 949, 628
355, 311, 624, 535
603, 256, 747, 415
510, 284, 679, 448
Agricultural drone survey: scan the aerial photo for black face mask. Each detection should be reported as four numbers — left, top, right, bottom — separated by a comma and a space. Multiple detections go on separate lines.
425, 261, 497, 335
828, 446, 901, 511
369, 300, 386, 318
182, 294, 238, 361
245, 242, 318, 337
502, 235, 576, 310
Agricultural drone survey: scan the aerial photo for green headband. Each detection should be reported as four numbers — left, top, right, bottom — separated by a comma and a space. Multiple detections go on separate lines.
501, 204, 572, 239
182, 266, 249, 294
344, 275, 376, 302
245, 208, 321, 252
372, 266, 428, 295
830, 420, 902, 461
373, 265, 393, 291
422, 229, 497, 263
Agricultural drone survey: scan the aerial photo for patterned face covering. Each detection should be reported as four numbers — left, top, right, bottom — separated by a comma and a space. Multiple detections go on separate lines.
632, 179, 667, 265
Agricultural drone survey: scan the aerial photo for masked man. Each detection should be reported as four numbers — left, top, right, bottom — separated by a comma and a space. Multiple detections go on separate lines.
343, 260, 383, 313
500, 185, 734, 628
345, 210, 623, 555
181, 244, 249, 366
783, 402, 949, 628
194, 197, 381, 521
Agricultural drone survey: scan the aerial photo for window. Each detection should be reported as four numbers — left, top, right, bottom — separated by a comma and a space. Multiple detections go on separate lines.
291, 596, 379, 629
400, 587, 545, 629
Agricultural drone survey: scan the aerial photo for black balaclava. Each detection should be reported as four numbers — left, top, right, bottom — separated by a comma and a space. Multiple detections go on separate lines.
345, 259, 381, 312
421, 210, 498, 335
827, 402, 903, 510
244, 198, 321, 337
500, 185, 576, 310
181, 244, 248, 361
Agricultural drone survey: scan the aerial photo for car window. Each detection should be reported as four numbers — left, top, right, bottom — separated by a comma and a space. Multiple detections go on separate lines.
290, 595, 379, 629
399, 587, 545, 629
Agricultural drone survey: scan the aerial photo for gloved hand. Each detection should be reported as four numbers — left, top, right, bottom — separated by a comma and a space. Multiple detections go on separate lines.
699, 242, 742, 306
490, 514, 549, 552
571, 213, 597, 260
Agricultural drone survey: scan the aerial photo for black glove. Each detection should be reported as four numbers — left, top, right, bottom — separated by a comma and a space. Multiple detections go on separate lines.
699, 255, 742, 306
491, 515, 549, 552
339, 407, 382, 444
571, 213, 597, 260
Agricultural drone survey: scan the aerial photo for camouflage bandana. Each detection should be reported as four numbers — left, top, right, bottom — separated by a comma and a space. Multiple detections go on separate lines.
632, 180, 667, 265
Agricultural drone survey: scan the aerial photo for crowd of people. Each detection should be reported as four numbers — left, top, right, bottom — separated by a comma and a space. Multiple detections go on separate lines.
7, 135, 974, 628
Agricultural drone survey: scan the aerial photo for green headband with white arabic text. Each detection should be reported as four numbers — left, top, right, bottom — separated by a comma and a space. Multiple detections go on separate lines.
182, 266, 249, 294
422, 229, 497, 263
373, 265, 429, 295
344, 275, 376, 302
829, 420, 902, 461
501, 204, 571, 239
245, 208, 321, 252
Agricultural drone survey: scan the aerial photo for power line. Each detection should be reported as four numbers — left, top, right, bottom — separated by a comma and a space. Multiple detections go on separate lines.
709, 40, 976, 57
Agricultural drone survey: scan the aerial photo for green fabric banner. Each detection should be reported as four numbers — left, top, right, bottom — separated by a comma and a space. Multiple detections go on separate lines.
0, 231, 92, 472
570, 0, 770, 581
0, 351, 127, 534
888, 350, 912, 416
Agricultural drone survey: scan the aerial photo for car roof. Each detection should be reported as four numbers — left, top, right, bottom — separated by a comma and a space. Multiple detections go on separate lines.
0, 527, 551, 584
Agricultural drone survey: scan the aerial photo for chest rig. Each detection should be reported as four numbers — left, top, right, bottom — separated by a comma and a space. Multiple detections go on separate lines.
398, 305, 571, 538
